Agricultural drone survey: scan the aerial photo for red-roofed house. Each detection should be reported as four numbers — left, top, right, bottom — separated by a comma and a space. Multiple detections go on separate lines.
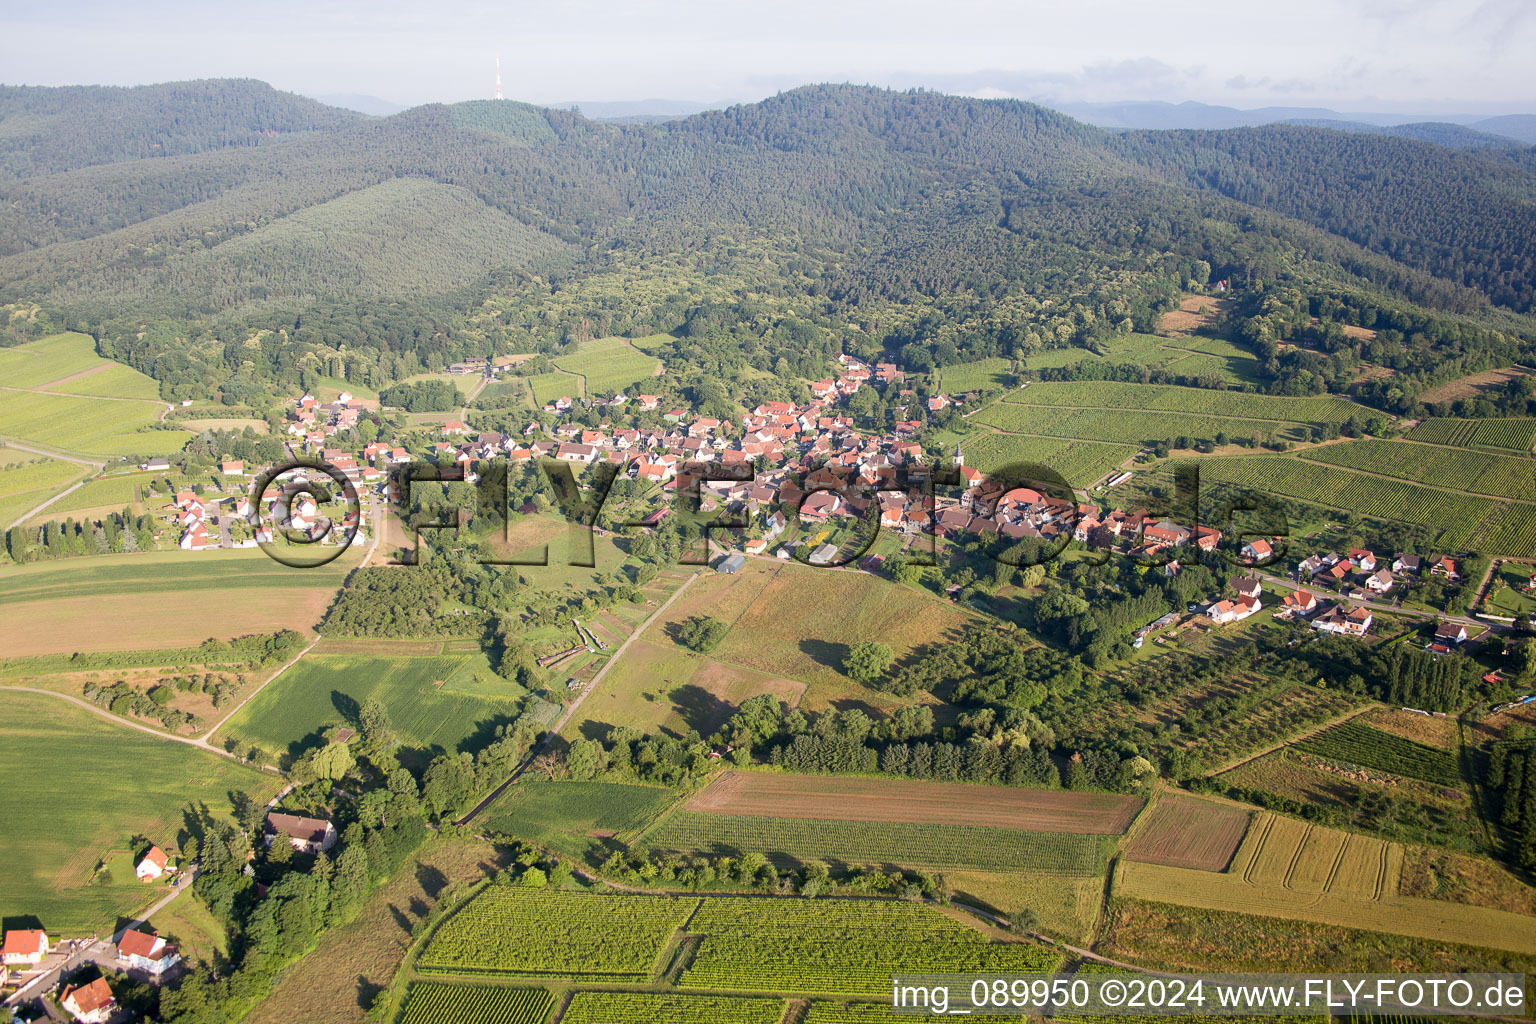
136, 845, 170, 881
1241, 538, 1274, 561
61, 978, 115, 1024
220, 460, 244, 476
2, 929, 49, 966
117, 929, 181, 975
1281, 589, 1318, 616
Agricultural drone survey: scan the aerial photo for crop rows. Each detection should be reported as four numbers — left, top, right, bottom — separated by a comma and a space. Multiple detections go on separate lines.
553, 338, 660, 395
561, 992, 785, 1024
1304, 439, 1536, 501
1480, 503, 1536, 558
1295, 721, 1463, 787
1406, 418, 1478, 446
1473, 418, 1536, 451
646, 812, 1110, 874
1195, 456, 1492, 547
680, 897, 1061, 995
958, 432, 1136, 485
975, 403, 1313, 446
1004, 381, 1357, 423
399, 984, 553, 1024
417, 888, 698, 979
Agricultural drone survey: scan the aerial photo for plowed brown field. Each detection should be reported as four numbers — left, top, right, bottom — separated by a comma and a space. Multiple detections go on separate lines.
686, 771, 1142, 834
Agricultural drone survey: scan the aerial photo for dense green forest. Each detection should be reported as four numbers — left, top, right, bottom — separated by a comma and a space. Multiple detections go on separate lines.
2, 80, 1535, 413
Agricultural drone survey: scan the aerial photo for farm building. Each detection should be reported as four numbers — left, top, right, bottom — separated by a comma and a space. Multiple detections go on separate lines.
715, 552, 746, 574
809, 543, 840, 564
265, 812, 338, 854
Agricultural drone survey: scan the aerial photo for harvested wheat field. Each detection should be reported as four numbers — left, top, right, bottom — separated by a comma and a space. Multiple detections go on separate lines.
686, 771, 1143, 834
1126, 795, 1250, 871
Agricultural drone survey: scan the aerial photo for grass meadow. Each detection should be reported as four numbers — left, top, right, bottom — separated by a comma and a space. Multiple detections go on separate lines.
217, 648, 528, 764
0, 691, 280, 934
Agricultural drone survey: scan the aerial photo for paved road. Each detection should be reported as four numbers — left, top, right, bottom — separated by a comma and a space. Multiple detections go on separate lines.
1255, 568, 1498, 631
0, 441, 107, 530
455, 569, 702, 825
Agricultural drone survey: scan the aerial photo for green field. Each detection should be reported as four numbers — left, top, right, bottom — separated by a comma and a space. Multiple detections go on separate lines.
399, 984, 554, 1024
627, 333, 676, 351
0, 454, 86, 527
1303, 439, 1536, 502
526, 370, 584, 405
0, 332, 115, 387
939, 357, 1013, 391
1295, 721, 1464, 787
1483, 561, 1536, 617
563, 993, 784, 1024
1005, 381, 1356, 421
418, 887, 697, 978
679, 896, 1061, 995
553, 337, 662, 396
976, 401, 1324, 446
218, 650, 526, 763
1193, 455, 1495, 549
0, 390, 188, 456
28, 469, 209, 519
957, 432, 1136, 487
644, 812, 1112, 873
476, 780, 682, 856
1408, 417, 1536, 451
41, 363, 162, 400
1022, 334, 1261, 384
0, 691, 281, 933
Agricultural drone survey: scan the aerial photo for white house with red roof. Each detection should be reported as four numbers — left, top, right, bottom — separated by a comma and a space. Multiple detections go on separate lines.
136, 844, 171, 881
117, 928, 181, 975
2, 929, 49, 966
61, 977, 115, 1024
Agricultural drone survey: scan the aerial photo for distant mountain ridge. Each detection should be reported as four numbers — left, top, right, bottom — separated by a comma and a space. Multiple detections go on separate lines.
0, 79, 362, 179
1046, 99, 1536, 145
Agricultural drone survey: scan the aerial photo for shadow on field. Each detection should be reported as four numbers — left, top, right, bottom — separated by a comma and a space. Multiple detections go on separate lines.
797, 638, 846, 670
668, 684, 732, 737
356, 976, 384, 1010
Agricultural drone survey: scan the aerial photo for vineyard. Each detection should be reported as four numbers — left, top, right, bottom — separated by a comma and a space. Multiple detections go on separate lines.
1408, 417, 1536, 452
644, 812, 1112, 873
1303, 439, 1536, 502
398, 984, 553, 1024
806, 1001, 1016, 1022
957, 431, 1136, 487
1193, 456, 1494, 548
975, 402, 1318, 446
679, 897, 1062, 995
552, 338, 662, 396
416, 888, 697, 979
561, 992, 785, 1024
1294, 721, 1463, 788
1003, 382, 1358, 423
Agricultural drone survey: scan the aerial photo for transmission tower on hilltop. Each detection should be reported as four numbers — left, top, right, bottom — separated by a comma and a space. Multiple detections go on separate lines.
494, 54, 504, 100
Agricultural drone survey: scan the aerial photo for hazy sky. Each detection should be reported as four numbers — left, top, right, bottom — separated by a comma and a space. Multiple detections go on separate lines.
3, 0, 1533, 113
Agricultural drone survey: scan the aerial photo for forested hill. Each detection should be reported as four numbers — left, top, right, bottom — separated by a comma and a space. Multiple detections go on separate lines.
2, 80, 1535, 401
0, 79, 363, 179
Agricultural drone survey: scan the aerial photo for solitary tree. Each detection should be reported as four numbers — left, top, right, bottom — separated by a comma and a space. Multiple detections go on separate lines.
843, 640, 894, 684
